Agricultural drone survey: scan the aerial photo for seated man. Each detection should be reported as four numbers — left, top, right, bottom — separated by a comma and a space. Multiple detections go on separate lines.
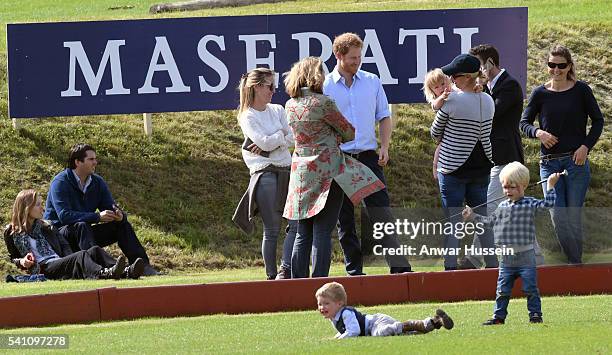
44, 143, 158, 276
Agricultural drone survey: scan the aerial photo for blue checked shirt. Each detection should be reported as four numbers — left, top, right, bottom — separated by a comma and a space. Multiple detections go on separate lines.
474, 190, 556, 246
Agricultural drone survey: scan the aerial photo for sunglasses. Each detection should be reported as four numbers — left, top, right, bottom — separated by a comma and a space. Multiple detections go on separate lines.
259, 83, 276, 92
547, 62, 569, 69
451, 74, 468, 79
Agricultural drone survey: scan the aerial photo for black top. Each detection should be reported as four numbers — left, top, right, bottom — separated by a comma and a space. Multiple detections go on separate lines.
450, 142, 492, 178
487, 71, 525, 165
520, 80, 604, 155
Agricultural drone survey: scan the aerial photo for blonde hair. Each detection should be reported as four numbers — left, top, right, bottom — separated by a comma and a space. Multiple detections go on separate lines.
332, 33, 363, 56
284, 57, 325, 98
237, 68, 275, 115
423, 69, 450, 103
10, 189, 40, 234
548, 44, 576, 82
499, 161, 530, 187
315, 282, 347, 304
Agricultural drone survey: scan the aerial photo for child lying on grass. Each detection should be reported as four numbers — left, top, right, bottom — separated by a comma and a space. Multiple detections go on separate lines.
316, 282, 453, 338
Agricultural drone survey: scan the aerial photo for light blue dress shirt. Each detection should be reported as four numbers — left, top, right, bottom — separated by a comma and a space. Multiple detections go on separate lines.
323, 68, 390, 153
72, 169, 92, 193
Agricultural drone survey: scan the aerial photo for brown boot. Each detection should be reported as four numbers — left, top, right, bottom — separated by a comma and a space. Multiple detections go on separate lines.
432, 309, 454, 330
402, 319, 434, 334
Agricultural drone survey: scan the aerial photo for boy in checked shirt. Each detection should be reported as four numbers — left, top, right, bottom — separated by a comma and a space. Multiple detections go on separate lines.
463, 161, 561, 325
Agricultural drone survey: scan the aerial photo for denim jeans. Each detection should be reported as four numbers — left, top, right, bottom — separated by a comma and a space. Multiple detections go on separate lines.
540, 157, 590, 264
281, 220, 297, 271
493, 249, 541, 319
437, 172, 493, 268
256, 172, 297, 278
291, 181, 343, 278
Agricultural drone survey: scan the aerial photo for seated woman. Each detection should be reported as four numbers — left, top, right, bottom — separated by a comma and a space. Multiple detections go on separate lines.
5, 189, 144, 280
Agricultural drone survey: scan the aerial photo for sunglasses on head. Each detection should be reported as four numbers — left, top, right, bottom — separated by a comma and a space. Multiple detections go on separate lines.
547, 62, 569, 69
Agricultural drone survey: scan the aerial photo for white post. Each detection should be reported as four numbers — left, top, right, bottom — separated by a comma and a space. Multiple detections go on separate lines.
388, 104, 398, 121
143, 113, 152, 136
12, 118, 22, 130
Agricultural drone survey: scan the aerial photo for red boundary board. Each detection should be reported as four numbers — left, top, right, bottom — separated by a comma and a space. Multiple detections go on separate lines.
1, 263, 611, 328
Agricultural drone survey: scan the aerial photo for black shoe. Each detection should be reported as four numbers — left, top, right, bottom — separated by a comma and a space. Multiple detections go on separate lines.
275, 267, 291, 280
112, 256, 128, 279
529, 315, 543, 323
98, 255, 128, 280
482, 318, 505, 325
444, 267, 457, 271
142, 263, 159, 276
123, 258, 145, 279
347, 271, 366, 276
434, 309, 454, 330
390, 266, 413, 273
457, 257, 478, 270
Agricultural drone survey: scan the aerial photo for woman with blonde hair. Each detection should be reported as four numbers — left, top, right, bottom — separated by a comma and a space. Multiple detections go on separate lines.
430, 53, 496, 270
4, 189, 144, 279
232, 67, 297, 280
520, 45, 604, 264
283, 57, 385, 278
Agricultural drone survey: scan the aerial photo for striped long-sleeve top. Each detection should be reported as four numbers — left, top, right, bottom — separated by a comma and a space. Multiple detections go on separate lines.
430, 91, 495, 174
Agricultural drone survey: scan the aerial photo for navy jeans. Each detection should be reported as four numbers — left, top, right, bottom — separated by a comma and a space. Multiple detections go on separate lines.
291, 181, 343, 278
540, 157, 590, 264
493, 249, 542, 319
437, 172, 492, 269
337, 150, 411, 275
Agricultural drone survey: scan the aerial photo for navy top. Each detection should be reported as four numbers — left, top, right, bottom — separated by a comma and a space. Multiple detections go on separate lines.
520, 81, 603, 155
44, 169, 116, 227
334, 306, 366, 336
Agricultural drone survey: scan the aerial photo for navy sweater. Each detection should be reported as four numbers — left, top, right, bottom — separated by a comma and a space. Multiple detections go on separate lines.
520, 81, 604, 155
44, 169, 116, 227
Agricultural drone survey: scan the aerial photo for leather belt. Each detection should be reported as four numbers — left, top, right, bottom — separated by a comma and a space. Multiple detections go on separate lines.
540, 151, 573, 161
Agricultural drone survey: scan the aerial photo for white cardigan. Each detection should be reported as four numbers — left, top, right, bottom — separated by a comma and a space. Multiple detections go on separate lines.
239, 104, 294, 175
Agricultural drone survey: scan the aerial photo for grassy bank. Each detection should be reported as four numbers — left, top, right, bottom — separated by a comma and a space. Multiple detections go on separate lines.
1, 0, 611, 276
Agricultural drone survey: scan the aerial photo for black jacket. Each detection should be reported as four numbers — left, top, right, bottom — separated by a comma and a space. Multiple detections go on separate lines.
3, 223, 73, 271
487, 71, 525, 165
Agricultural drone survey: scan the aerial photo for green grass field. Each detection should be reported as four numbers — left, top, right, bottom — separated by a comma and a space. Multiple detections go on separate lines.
2, 295, 611, 353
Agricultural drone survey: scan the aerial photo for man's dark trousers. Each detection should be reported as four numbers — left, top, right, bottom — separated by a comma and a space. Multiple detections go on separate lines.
58, 219, 149, 264
337, 150, 412, 275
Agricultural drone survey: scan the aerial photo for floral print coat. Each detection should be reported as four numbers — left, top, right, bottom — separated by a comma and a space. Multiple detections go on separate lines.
283, 89, 385, 220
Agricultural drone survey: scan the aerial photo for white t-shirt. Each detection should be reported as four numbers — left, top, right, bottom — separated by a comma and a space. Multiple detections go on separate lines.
239, 104, 294, 175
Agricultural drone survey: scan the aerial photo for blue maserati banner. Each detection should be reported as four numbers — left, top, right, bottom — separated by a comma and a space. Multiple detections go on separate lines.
7, 7, 527, 118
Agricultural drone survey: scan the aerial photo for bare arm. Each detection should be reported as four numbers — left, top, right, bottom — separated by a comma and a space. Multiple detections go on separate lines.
378, 117, 392, 166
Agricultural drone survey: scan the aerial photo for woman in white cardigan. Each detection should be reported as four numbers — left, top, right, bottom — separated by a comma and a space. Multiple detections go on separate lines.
233, 68, 296, 280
